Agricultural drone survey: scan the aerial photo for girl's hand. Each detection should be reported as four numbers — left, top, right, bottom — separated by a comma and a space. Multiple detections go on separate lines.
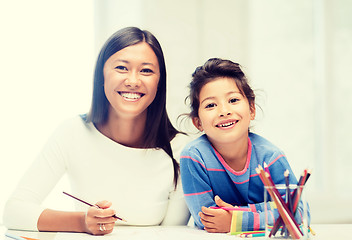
84, 200, 118, 235
199, 196, 234, 233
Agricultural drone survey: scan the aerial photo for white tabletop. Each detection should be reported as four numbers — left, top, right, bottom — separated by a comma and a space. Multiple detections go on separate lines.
2, 224, 352, 240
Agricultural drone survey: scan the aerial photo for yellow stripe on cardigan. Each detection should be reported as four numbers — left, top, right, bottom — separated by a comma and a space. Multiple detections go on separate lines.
230, 211, 244, 234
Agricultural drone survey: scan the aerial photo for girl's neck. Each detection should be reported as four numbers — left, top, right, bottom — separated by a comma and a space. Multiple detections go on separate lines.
97, 110, 147, 148
212, 136, 249, 172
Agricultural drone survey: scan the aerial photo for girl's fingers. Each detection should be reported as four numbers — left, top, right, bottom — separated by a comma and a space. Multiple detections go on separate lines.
204, 227, 218, 233
201, 206, 222, 216
214, 195, 234, 208
199, 211, 215, 227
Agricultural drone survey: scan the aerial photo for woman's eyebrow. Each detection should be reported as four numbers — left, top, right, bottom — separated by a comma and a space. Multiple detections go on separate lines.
112, 59, 156, 67
141, 62, 156, 67
112, 59, 129, 64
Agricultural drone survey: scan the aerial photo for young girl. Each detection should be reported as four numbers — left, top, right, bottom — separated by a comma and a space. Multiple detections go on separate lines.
180, 58, 306, 233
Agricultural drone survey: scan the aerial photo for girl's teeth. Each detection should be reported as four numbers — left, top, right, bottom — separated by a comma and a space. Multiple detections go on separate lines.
220, 122, 233, 127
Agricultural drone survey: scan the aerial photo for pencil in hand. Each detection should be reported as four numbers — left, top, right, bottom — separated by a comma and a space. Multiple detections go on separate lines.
63, 191, 127, 222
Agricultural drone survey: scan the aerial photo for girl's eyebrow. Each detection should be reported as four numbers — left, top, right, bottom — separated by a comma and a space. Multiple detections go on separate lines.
200, 96, 215, 105
200, 91, 242, 104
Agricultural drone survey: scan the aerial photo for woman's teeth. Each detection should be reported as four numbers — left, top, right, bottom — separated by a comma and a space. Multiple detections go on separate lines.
119, 92, 142, 99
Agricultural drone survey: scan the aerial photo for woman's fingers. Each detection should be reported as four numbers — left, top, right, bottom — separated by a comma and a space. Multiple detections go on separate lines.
95, 200, 112, 209
84, 200, 118, 235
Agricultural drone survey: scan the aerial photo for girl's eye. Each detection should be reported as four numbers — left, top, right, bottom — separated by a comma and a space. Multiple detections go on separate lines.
205, 103, 216, 109
229, 98, 239, 103
115, 66, 127, 71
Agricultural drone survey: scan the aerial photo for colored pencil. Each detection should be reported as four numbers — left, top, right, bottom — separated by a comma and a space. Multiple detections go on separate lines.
20, 237, 40, 240
256, 167, 302, 239
268, 168, 311, 237
5, 233, 26, 240
63, 191, 126, 222
239, 232, 266, 238
229, 230, 265, 235
283, 169, 291, 237
262, 168, 302, 238
209, 206, 251, 211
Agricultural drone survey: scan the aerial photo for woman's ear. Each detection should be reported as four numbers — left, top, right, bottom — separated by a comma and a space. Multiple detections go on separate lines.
192, 117, 203, 132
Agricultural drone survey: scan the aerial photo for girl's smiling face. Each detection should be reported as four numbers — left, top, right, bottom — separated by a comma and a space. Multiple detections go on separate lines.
192, 77, 255, 146
103, 42, 160, 120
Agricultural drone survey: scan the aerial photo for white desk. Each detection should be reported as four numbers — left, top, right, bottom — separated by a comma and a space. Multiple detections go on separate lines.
2, 224, 352, 239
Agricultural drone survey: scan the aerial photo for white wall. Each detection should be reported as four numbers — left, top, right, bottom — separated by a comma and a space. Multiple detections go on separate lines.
1, 0, 351, 225
0, 0, 95, 221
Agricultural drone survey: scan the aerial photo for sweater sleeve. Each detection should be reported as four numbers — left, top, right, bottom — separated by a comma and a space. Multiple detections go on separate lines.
160, 178, 190, 225
3, 123, 68, 231
161, 133, 191, 225
180, 147, 215, 229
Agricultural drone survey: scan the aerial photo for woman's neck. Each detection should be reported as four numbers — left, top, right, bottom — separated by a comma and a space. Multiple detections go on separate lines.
97, 110, 147, 148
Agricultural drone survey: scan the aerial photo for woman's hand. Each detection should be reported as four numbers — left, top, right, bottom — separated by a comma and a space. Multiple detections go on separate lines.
199, 196, 234, 233
84, 200, 118, 235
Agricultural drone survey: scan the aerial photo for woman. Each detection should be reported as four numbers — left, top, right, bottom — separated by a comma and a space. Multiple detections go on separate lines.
3, 27, 190, 235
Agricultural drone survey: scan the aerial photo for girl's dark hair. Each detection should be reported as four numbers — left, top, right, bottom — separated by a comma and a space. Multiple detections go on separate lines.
86, 27, 180, 187
188, 58, 255, 118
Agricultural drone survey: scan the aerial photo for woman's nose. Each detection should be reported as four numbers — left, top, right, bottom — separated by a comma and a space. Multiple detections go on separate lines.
124, 73, 141, 88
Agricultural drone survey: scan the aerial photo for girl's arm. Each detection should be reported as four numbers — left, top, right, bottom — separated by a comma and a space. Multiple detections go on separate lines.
180, 149, 218, 229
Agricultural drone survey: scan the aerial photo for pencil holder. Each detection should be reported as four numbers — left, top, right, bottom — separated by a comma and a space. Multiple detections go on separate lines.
264, 184, 310, 239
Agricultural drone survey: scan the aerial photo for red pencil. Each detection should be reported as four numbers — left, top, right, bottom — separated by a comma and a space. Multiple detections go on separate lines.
209, 206, 251, 211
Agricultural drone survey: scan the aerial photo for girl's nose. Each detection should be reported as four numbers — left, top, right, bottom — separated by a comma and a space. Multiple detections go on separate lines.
219, 105, 231, 117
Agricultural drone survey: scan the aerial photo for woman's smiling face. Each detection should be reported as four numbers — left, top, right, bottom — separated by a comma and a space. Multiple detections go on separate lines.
192, 77, 255, 146
103, 42, 160, 119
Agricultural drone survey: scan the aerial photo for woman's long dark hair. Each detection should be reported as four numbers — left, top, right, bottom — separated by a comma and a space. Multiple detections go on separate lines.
86, 27, 181, 187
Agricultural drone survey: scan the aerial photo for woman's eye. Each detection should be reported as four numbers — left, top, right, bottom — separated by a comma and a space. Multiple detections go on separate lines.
141, 68, 153, 73
229, 98, 239, 103
205, 103, 216, 109
115, 66, 127, 71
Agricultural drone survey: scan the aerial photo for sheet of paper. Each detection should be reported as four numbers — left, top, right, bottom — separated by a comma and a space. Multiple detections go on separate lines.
54, 226, 236, 240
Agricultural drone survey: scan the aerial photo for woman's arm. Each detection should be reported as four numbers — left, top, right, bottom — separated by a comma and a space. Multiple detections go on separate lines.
37, 200, 117, 235
37, 209, 87, 232
160, 180, 190, 225
3, 124, 68, 231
